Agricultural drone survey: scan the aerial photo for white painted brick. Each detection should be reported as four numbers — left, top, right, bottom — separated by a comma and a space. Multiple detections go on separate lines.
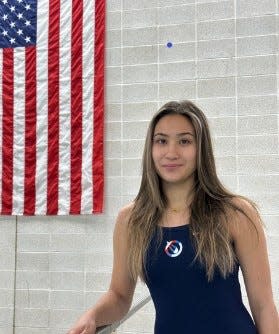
0, 289, 13, 307
122, 177, 141, 195
50, 272, 84, 291
197, 19, 234, 40
0, 271, 14, 289
106, 48, 121, 67
105, 140, 121, 159
213, 136, 236, 157
236, 0, 276, 17
237, 55, 276, 76
158, 5, 195, 25
123, 64, 157, 84
237, 35, 277, 57
123, 27, 157, 47
219, 175, 238, 192
17, 216, 50, 233
107, 0, 121, 11
159, 81, 196, 100
0, 307, 13, 326
0, 328, 13, 334
123, 0, 157, 10
160, 61, 195, 81
104, 196, 122, 217
237, 115, 277, 135
238, 155, 279, 174
105, 103, 121, 122
122, 140, 145, 159
16, 271, 50, 290
248, 194, 279, 215
84, 291, 104, 308
17, 234, 49, 252
49, 309, 82, 329
159, 42, 195, 63
50, 291, 84, 309
239, 175, 279, 193
105, 85, 121, 103
106, 66, 121, 85
215, 156, 237, 175
197, 1, 234, 21
198, 77, 235, 98
85, 272, 111, 291
208, 117, 236, 136
197, 97, 236, 117
123, 158, 142, 176
49, 253, 84, 272
237, 95, 277, 116
15, 290, 49, 309
50, 234, 86, 252
86, 233, 113, 252
17, 253, 49, 271
197, 58, 235, 78
237, 75, 277, 96
159, 23, 195, 44
123, 102, 157, 121
123, 9, 157, 29
123, 83, 157, 102
236, 16, 276, 37
263, 216, 279, 236
237, 135, 278, 155
106, 122, 121, 141
85, 252, 113, 273
14, 328, 49, 334
105, 176, 121, 196
106, 29, 121, 48
15, 309, 49, 327
159, 0, 194, 4
198, 39, 235, 59
106, 158, 121, 177
0, 233, 15, 250
0, 251, 14, 271
106, 11, 121, 30
123, 121, 149, 140
123, 45, 157, 65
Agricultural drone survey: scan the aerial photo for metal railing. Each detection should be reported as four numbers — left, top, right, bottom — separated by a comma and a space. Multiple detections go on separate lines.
96, 294, 151, 334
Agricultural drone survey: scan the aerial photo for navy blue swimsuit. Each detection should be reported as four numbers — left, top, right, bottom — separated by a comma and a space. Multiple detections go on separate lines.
145, 224, 257, 334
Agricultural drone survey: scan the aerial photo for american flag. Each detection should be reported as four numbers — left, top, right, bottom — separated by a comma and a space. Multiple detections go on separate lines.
0, 0, 105, 215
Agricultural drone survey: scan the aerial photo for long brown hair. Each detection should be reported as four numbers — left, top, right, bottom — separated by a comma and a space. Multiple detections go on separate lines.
127, 100, 261, 282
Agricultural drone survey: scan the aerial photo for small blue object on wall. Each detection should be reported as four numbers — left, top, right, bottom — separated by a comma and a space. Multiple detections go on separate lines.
166, 42, 173, 48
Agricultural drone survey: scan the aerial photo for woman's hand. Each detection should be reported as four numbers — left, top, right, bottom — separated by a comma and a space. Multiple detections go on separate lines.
67, 311, 97, 334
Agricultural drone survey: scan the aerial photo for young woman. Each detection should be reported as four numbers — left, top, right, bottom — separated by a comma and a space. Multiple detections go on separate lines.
68, 100, 279, 334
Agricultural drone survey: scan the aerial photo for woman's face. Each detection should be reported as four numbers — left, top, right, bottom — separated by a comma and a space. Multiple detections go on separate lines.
152, 114, 197, 187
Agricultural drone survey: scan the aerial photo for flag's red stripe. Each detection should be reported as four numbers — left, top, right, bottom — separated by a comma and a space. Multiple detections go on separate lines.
93, 0, 105, 213
24, 47, 37, 215
70, 0, 83, 214
47, 0, 60, 214
1, 49, 14, 214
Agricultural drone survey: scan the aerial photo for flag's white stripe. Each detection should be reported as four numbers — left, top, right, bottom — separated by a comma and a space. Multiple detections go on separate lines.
35, 0, 49, 214
12, 48, 25, 215
58, 0, 72, 214
0, 51, 3, 213
81, 0, 95, 213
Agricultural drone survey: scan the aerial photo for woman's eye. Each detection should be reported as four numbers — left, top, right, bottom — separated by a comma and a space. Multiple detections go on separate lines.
180, 139, 191, 144
154, 138, 166, 144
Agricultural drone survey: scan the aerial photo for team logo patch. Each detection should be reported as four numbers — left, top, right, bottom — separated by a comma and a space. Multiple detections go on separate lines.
164, 240, 183, 257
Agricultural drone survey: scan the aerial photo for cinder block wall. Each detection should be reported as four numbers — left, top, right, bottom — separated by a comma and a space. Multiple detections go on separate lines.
0, 1, 278, 333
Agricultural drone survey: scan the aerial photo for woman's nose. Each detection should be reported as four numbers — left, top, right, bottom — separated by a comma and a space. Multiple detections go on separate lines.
165, 143, 179, 158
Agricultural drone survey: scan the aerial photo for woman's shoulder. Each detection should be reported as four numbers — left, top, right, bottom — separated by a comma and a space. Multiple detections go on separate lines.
115, 202, 135, 228
226, 196, 262, 239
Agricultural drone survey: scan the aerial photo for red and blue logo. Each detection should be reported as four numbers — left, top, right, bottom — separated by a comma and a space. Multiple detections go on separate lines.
164, 240, 183, 258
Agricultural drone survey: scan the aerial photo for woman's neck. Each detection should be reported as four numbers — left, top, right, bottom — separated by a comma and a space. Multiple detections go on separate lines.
163, 181, 194, 211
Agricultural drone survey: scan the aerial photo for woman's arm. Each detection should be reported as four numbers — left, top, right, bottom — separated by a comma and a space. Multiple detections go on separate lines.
67, 204, 137, 334
229, 198, 279, 334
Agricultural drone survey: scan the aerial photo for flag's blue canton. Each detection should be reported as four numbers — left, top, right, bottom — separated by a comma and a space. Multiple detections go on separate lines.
0, 0, 37, 49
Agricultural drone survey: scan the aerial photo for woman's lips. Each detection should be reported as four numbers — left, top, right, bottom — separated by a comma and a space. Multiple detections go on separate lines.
162, 164, 182, 170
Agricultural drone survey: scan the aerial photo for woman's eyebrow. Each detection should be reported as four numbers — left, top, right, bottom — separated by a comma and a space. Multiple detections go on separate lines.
153, 132, 194, 137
